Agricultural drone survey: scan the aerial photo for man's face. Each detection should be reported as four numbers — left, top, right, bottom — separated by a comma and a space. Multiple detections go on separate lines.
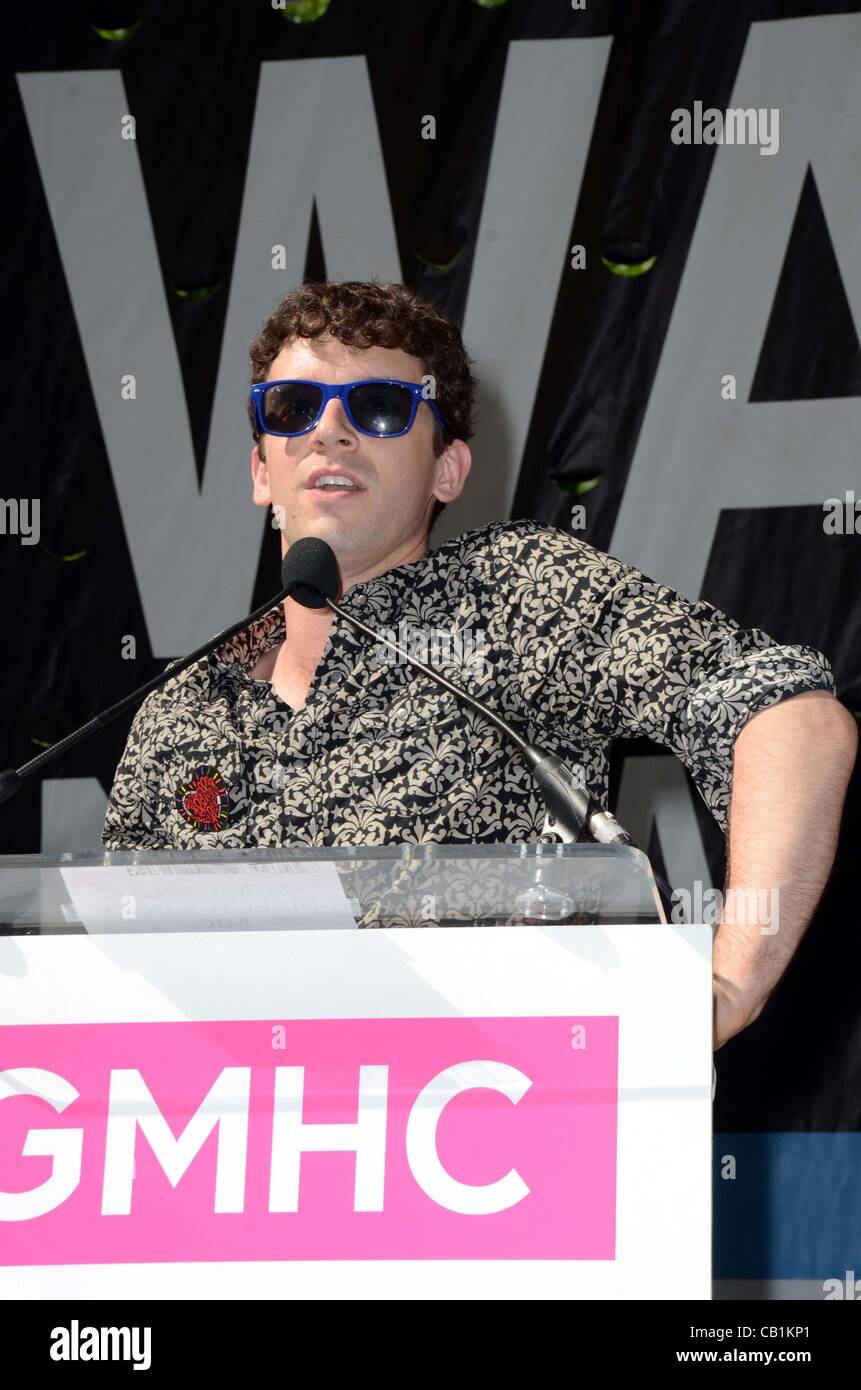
251, 335, 470, 582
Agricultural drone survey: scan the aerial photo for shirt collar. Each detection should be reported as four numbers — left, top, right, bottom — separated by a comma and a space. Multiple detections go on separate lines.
212, 543, 439, 676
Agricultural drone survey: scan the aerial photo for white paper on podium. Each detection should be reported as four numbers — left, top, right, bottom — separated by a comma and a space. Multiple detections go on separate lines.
59, 861, 359, 932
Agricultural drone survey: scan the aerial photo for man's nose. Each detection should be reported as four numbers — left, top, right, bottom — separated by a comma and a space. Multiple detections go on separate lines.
311, 396, 356, 443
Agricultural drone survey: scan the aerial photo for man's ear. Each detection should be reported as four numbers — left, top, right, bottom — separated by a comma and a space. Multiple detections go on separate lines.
432, 439, 472, 505
251, 439, 271, 507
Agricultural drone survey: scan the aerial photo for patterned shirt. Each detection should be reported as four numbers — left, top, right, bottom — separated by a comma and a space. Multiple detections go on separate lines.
102, 519, 834, 850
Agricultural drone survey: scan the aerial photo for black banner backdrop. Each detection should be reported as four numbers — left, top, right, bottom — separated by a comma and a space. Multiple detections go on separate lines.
1, 0, 860, 1287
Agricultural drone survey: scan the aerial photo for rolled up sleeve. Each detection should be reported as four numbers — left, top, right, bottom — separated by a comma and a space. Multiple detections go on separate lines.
573, 550, 835, 831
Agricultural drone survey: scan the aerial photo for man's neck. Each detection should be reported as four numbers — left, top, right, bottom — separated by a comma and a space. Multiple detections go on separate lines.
279, 531, 430, 665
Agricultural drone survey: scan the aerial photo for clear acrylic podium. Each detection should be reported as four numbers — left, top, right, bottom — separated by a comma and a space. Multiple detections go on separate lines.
0, 842, 665, 933
0, 844, 712, 1302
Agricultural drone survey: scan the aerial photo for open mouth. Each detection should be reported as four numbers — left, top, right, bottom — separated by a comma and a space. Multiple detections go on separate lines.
309, 485, 363, 500
307, 472, 365, 500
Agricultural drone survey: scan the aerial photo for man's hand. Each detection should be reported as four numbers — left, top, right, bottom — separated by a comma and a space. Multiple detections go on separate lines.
713, 691, 857, 1051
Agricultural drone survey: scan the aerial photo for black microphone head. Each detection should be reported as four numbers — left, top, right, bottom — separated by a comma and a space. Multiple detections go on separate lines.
280, 537, 341, 609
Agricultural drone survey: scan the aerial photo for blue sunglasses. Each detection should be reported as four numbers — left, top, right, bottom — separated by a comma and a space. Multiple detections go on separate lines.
249, 378, 447, 440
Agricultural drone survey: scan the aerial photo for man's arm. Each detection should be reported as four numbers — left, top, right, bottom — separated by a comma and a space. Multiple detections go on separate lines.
713, 690, 858, 1049
516, 530, 850, 1046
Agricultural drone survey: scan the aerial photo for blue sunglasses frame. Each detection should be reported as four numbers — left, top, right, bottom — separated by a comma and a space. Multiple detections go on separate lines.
249, 378, 447, 439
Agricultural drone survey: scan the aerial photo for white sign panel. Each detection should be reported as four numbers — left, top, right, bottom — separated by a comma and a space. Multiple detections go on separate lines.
0, 924, 712, 1299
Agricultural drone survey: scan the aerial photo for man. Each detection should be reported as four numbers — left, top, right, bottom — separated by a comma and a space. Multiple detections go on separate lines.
103, 279, 857, 1049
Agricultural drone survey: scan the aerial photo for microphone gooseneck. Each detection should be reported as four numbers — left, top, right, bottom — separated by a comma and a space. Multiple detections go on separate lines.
281, 544, 634, 848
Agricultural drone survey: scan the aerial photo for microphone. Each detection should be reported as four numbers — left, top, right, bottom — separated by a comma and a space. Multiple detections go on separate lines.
280, 535, 341, 609
281, 538, 633, 847
0, 580, 294, 807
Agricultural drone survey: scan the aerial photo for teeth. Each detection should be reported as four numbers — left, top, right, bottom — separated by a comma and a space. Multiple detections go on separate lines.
315, 476, 357, 489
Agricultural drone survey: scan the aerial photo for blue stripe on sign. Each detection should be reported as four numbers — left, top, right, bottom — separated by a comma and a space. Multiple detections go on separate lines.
714, 1133, 861, 1280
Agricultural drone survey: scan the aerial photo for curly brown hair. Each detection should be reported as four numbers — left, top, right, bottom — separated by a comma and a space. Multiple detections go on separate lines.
248, 280, 476, 533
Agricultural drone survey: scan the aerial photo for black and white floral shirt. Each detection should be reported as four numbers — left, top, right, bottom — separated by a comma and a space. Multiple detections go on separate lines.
102, 520, 834, 850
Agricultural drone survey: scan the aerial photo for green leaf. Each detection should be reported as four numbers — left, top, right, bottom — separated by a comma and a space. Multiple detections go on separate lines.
414, 249, 462, 272
169, 283, 221, 303
601, 254, 657, 278
556, 476, 602, 496
39, 545, 92, 563
279, 0, 331, 22
91, 21, 144, 41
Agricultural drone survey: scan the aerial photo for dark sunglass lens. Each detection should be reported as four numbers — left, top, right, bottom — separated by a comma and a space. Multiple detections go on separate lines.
262, 383, 323, 434
349, 383, 412, 435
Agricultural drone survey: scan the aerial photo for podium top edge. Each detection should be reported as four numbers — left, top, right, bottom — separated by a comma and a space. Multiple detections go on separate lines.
1, 842, 650, 869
